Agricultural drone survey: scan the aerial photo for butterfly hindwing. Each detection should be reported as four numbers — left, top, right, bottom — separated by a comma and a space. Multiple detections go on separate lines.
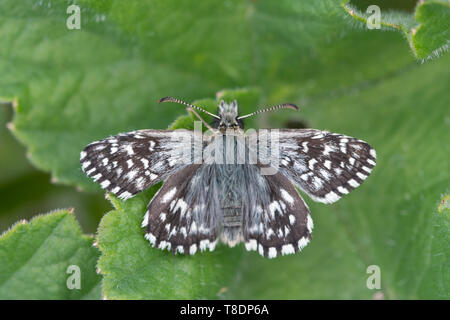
243, 169, 312, 258
80, 129, 198, 200
142, 164, 220, 254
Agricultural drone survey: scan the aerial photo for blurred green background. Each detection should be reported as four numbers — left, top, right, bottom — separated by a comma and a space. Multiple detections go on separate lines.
0, 0, 449, 299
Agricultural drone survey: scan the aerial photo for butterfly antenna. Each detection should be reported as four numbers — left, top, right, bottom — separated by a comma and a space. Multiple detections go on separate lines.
237, 103, 299, 120
159, 96, 220, 119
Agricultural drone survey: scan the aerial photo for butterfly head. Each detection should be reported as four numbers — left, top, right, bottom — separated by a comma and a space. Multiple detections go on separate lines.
215, 100, 244, 131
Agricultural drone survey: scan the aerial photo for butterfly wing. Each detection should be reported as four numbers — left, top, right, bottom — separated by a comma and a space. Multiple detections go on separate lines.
80, 129, 199, 200
142, 164, 221, 254
257, 129, 376, 204
243, 169, 313, 258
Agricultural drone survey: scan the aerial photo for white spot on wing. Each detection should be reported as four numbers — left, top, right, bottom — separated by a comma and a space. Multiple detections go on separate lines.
312, 133, 325, 139
308, 159, 317, 170
245, 239, 257, 251
82, 161, 91, 170
141, 211, 149, 227
307, 215, 314, 233
312, 176, 323, 190
127, 159, 134, 168
95, 145, 106, 151
337, 186, 349, 194
135, 176, 145, 189
176, 246, 184, 254
145, 233, 156, 245
268, 247, 277, 258
141, 158, 149, 169
302, 141, 309, 152
362, 166, 372, 173
199, 239, 210, 251
126, 169, 138, 181
189, 221, 197, 234
111, 186, 120, 194
125, 145, 134, 155
324, 191, 340, 203
268, 201, 282, 219
281, 244, 295, 256
280, 189, 294, 204
159, 241, 170, 251
100, 180, 110, 188
161, 187, 177, 204
298, 237, 310, 250
357, 172, 367, 180
258, 245, 264, 257
323, 145, 334, 156
320, 169, 331, 180
119, 191, 132, 200
289, 214, 296, 225
348, 179, 359, 188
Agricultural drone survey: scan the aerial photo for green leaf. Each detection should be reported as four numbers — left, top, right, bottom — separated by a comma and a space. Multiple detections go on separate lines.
0, 210, 101, 299
2, 0, 449, 300
343, 0, 450, 60
413, 1, 450, 60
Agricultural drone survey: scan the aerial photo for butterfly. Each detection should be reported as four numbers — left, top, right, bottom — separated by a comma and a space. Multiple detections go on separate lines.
80, 97, 376, 258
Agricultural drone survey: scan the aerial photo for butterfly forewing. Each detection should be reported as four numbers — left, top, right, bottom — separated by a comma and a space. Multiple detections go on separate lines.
80, 129, 199, 200
269, 129, 376, 204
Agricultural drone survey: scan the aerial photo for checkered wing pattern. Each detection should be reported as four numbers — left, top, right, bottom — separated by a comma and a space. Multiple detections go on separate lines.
272, 129, 376, 204
80, 129, 198, 200
243, 170, 313, 258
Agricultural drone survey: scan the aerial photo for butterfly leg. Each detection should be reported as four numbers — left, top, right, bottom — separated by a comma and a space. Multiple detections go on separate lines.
186, 107, 218, 133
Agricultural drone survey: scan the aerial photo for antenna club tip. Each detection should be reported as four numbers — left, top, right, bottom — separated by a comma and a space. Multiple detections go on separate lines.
287, 103, 299, 111
158, 97, 171, 103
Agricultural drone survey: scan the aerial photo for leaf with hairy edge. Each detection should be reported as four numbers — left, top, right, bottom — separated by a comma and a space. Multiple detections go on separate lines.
343, 0, 450, 60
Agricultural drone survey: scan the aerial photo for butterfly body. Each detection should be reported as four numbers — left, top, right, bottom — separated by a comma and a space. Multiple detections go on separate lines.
81, 98, 376, 258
